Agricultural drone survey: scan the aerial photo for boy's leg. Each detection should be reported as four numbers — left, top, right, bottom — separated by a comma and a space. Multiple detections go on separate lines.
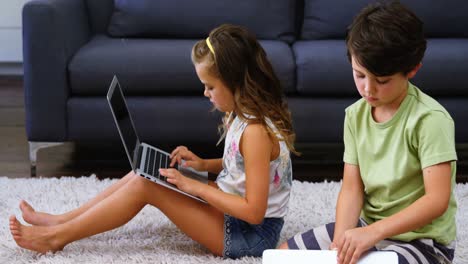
354, 220, 454, 264
375, 239, 455, 264
10, 174, 225, 255
278, 222, 336, 250
279, 219, 454, 264
21, 171, 136, 226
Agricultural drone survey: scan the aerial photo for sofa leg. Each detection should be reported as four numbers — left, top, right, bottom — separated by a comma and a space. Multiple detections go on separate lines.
28, 142, 65, 177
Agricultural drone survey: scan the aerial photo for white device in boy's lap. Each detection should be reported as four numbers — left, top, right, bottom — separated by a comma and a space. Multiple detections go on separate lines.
262, 250, 398, 264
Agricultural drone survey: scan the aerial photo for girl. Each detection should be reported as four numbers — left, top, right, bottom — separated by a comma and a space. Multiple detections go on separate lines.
9, 24, 297, 259
279, 2, 457, 264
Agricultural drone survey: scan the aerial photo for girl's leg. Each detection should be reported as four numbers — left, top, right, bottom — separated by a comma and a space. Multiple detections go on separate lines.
10, 174, 225, 255
21, 171, 135, 226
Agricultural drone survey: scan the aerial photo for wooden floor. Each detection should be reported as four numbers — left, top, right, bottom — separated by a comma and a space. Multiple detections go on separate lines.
1, 77, 467, 182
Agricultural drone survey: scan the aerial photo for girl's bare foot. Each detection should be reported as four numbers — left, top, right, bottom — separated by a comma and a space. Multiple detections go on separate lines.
9, 215, 65, 254
20, 200, 62, 226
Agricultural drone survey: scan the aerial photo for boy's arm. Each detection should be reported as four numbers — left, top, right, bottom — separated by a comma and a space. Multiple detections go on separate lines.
337, 162, 452, 264
369, 161, 452, 240
332, 163, 364, 248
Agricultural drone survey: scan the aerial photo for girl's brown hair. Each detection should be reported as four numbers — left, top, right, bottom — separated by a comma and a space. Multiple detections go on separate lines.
191, 24, 297, 154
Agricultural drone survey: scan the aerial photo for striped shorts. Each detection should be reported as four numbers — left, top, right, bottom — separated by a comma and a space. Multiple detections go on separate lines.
287, 219, 455, 264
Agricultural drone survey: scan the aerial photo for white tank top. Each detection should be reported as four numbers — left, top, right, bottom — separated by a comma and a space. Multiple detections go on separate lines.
216, 115, 292, 218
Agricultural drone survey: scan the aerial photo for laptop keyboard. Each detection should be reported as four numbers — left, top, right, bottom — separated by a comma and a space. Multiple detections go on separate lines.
138, 145, 206, 203
142, 148, 173, 182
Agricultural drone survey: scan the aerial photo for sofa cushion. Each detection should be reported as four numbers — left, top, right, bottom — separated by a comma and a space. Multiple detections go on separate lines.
107, 0, 296, 42
301, 0, 468, 39
294, 39, 468, 97
67, 97, 222, 144
293, 40, 355, 96
68, 36, 296, 96
288, 98, 355, 142
411, 39, 468, 97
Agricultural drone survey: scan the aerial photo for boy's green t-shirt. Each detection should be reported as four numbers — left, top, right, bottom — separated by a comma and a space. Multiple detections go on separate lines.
343, 83, 457, 245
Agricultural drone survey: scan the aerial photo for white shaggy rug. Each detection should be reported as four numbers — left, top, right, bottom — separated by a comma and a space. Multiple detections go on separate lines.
0, 175, 467, 264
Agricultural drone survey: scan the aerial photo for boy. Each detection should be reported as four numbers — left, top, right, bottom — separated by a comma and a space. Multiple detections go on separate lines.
279, 2, 457, 264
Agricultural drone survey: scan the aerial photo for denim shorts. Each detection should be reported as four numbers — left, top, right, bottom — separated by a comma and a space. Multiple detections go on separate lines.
223, 214, 284, 259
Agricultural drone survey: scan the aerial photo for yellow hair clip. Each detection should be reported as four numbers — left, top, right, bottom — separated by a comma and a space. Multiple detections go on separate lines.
206, 37, 215, 55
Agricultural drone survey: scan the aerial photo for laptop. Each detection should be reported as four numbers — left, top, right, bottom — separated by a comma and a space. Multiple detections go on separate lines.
106, 75, 209, 203
262, 250, 398, 264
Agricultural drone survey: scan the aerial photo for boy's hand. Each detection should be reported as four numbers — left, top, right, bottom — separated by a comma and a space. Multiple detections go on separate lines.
159, 168, 202, 195
336, 226, 381, 264
169, 146, 205, 171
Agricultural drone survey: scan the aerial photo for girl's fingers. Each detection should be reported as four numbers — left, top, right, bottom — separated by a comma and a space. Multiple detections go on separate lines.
169, 155, 177, 167
170, 151, 186, 167
177, 155, 183, 166
170, 146, 195, 168
170, 147, 182, 166
166, 177, 176, 184
160, 168, 175, 177
160, 168, 186, 187
184, 160, 193, 168
170, 147, 180, 158
170, 146, 187, 158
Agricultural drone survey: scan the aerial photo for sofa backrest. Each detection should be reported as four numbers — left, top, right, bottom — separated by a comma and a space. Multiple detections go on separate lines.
85, 0, 468, 41
301, 0, 468, 39
85, 0, 297, 42
85, 0, 114, 34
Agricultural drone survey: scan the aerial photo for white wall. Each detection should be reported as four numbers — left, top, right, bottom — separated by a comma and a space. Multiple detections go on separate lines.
0, 0, 30, 62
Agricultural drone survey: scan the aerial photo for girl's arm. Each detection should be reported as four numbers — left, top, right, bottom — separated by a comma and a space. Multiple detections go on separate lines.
332, 163, 364, 248
337, 162, 452, 264
202, 158, 223, 174
162, 123, 272, 224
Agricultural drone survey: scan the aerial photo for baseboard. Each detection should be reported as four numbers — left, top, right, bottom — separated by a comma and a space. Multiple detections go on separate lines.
0, 62, 23, 77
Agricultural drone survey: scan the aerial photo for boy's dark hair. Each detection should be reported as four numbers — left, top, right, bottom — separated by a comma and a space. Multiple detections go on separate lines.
346, 1, 427, 76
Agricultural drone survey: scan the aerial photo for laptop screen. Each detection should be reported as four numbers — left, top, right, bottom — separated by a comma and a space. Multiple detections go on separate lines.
107, 76, 140, 171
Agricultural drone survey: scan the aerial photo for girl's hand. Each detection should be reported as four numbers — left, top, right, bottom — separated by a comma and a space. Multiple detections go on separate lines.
169, 146, 205, 171
159, 168, 201, 195
336, 226, 380, 264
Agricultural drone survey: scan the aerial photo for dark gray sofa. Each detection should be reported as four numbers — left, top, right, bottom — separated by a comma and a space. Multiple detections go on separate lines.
23, 0, 468, 176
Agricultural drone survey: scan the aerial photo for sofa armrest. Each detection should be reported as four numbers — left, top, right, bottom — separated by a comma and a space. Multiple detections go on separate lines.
22, 0, 91, 141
